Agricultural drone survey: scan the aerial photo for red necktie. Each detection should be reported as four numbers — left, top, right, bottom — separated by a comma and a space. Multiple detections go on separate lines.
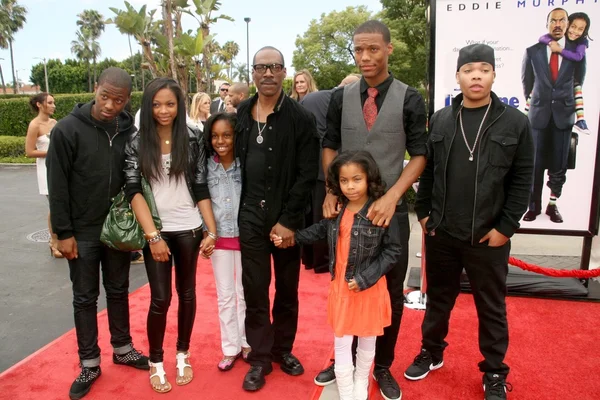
550, 52, 559, 82
363, 87, 378, 131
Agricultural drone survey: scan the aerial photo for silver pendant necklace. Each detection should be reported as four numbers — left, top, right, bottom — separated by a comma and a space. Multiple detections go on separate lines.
459, 100, 492, 162
256, 99, 267, 144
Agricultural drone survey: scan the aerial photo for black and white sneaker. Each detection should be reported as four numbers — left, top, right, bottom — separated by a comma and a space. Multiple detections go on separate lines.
69, 366, 101, 400
404, 349, 444, 381
373, 368, 402, 400
113, 347, 150, 370
313, 360, 336, 386
483, 373, 513, 400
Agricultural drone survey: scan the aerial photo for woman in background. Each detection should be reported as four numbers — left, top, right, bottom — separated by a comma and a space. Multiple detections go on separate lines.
290, 69, 318, 101
189, 92, 212, 131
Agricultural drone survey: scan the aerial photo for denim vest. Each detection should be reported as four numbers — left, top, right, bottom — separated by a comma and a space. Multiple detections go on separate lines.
207, 156, 241, 238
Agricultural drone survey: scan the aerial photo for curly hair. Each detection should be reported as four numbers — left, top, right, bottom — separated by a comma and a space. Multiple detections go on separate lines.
326, 150, 386, 203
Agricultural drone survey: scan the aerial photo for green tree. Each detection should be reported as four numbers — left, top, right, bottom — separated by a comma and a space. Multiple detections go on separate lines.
31, 59, 87, 93
221, 40, 239, 80
292, 6, 371, 89
76, 9, 105, 85
71, 30, 94, 92
233, 62, 248, 84
0, 0, 27, 94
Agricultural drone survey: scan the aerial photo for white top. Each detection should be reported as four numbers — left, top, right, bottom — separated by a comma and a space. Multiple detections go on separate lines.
151, 154, 202, 232
36, 134, 50, 195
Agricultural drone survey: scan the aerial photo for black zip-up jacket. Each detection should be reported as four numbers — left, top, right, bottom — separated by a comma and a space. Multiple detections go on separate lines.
123, 123, 210, 203
414, 92, 534, 244
295, 199, 402, 290
46, 102, 136, 241
236, 91, 319, 230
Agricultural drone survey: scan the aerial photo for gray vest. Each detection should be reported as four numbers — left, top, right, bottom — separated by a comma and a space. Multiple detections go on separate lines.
341, 79, 407, 204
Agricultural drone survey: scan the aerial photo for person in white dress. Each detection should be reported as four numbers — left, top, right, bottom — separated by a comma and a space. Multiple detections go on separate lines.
25, 92, 62, 258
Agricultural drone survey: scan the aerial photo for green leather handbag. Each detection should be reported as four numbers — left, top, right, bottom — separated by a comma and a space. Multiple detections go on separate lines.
100, 177, 162, 251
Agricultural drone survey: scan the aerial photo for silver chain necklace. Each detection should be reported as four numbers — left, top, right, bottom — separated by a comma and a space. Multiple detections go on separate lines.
459, 100, 491, 161
256, 99, 267, 144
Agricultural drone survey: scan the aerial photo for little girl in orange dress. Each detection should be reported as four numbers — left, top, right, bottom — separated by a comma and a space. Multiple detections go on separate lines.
272, 150, 403, 400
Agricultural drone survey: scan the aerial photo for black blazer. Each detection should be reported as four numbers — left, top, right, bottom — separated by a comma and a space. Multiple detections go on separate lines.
210, 98, 223, 114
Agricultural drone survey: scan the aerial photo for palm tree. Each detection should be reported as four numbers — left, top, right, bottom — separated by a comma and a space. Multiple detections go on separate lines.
234, 62, 248, 84
0, 0, 27, 94
71, 30, 93, 92
76, 10, 105, 85
221, 40, 239, 80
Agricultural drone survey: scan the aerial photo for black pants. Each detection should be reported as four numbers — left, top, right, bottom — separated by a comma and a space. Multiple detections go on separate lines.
68, 240, 133, 367
239, 204, 301, 367
301, 180, 329, 272
142, 228, 202, 363
421, 230, 510, 376
374, 204, 410, 370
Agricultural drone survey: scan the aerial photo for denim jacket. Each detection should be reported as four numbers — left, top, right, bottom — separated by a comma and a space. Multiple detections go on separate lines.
295, 198, 403, 291
207, 156, 241, 238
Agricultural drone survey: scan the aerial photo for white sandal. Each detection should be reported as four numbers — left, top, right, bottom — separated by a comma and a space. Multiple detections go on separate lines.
176, 352, 193, 386
149, 361, 172, 394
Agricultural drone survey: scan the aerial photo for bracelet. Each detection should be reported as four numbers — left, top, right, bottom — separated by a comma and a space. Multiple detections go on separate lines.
144, 230, 160, 240
207, 231, 218, 241
148, 234, 162, 245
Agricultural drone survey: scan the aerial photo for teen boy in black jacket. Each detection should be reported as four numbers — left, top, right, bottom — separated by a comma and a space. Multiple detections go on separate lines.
46, 68, 149, 400
406, 44, 534, 400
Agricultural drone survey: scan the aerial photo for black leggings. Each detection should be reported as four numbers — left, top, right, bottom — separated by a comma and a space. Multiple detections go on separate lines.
143, 227, 202, 363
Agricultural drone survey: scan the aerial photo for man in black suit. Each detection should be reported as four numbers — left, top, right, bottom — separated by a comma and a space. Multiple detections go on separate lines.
210, 82, 231, 114
521, 7, 586, 223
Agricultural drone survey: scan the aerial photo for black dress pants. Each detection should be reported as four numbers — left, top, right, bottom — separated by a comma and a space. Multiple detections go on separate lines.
239, 203, 301, 367
421, 229, 510, 376
143, 227, 202, 363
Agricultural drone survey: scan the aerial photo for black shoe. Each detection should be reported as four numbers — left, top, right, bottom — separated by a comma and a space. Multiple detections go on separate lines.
314, 360, 335, 386
273, 352, 304, 376
69, 366, 101, 400
113, 347, 150, 370
242, 364, 273, 391
373, 368, 402, 400
545, 204, 563, 223
483, 373, 513, 400
523, 210, 540, 221
404, 349, 444, 381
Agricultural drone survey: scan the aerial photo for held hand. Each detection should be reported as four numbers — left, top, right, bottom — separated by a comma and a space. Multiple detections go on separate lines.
549, 41, 563, 53
367, 192, 398, 227
479, 229, 509, 247
270, 223, 295, 248
419, 217, 429, 234
348, 279, 360, 292
199, 236, 216, 259
270, 234, 283, 247
57, 237, 78, 260
150, 239, 171, 262
322, 192, 340, 219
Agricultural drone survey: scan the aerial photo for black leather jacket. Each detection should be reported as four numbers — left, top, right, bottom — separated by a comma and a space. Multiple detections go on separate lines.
295, 199, 403, 291
123, 124, 210, 202
415, 92, 534, 244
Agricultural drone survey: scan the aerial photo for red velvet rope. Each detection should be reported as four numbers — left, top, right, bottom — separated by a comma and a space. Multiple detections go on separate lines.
509, 256, 600, 278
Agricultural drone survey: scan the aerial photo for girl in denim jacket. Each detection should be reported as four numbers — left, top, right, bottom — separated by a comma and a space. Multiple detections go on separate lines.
203, 113, 251, 371
272, 150, 402, 400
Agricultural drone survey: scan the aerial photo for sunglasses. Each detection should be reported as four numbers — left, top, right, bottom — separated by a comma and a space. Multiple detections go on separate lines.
220, 88, 229, 92
252, 63, 284, 74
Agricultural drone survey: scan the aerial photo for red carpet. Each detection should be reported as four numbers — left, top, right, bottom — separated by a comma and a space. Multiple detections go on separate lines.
0, 259, 333, 400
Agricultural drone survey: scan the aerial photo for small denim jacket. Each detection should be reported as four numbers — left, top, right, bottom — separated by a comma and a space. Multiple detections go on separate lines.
295, 198, 403, 291
207, 156, 241, 238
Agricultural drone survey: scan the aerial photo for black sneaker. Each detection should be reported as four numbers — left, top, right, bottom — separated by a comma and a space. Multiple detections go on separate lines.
113, 347, 150, 370
69, 366, 101, 400
483, 373, 513, 400
404, 349, 444, 381
373, 368, 402, 400
313, 360, 335, 386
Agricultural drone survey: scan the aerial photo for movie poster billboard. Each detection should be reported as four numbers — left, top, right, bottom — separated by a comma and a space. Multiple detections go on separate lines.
430, 0, 599, 235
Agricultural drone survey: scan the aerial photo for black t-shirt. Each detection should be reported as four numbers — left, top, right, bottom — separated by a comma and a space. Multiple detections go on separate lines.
439, 104, 490, 242
244, 118, 267, 201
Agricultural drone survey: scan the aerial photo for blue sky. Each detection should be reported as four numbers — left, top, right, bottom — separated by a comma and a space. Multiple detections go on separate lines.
0, 0, 382, 85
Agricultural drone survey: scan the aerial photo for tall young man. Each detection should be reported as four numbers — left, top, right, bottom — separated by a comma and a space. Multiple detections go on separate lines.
406, 44, 534, 400
319, 20, 427, 400
46, 67, 149, 400
236, 46, 319, 392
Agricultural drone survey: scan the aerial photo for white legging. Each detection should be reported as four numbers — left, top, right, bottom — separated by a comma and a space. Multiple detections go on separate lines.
334, 334, 376, 366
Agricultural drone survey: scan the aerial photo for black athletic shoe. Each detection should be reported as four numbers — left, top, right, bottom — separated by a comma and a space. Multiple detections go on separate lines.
373, 368, 402, 400
69, 366, 101, 400
404, 349, 444, 381
314, 360, 335, 386
483, 373, 513, 400
113, 347, 150, 370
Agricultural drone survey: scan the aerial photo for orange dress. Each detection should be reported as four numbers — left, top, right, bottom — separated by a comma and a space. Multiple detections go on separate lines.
327, 209, 392, 337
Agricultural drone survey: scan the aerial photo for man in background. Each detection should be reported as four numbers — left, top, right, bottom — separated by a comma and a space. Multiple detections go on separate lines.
227, 82, 250, 112
211, 82, 231, 113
